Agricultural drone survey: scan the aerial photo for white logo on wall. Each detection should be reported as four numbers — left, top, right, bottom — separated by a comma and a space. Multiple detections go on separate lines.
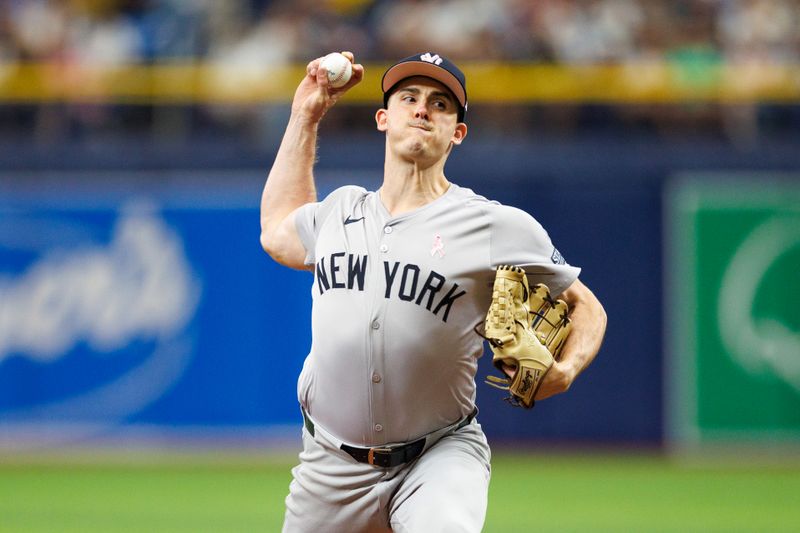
717, 214, 800, 392
0, 201, 201, 445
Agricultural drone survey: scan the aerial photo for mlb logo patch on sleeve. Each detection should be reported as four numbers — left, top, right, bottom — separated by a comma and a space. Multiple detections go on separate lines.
551, 248, 565, 265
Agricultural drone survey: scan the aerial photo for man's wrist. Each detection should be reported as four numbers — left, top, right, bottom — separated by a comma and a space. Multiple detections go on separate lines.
289, 111, 322, 129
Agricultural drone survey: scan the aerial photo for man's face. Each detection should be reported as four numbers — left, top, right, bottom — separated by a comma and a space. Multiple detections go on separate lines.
376, 76, 467, 163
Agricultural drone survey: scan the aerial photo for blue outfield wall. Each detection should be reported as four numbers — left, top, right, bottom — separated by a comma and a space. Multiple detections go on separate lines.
3, 133, 796, 449
476, 177, 663, 444
0, 176, 309, 447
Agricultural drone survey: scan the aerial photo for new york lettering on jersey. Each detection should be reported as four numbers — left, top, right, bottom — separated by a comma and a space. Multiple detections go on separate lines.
314, 253, 466, 323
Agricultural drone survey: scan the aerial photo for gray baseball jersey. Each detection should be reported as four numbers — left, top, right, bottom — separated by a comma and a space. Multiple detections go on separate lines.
294, 183, 579, 446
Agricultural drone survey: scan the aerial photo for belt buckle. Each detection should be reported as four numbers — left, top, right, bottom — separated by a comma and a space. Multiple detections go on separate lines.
367, 447, 392, 466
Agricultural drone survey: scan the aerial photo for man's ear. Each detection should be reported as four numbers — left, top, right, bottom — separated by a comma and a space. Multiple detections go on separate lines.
451, 122, 468, 145
375, 108, 388, 132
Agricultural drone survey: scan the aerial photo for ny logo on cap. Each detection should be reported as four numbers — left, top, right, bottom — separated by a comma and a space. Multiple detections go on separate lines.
420, 53, 443, 66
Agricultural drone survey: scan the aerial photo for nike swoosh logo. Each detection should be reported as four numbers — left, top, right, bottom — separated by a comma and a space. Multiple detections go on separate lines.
344, 216, 365, 225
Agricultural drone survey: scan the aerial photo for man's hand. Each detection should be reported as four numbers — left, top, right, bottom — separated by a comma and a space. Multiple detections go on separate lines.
502, 360, 577, 401
292, 51, 364, 123
500, 278, 606, 404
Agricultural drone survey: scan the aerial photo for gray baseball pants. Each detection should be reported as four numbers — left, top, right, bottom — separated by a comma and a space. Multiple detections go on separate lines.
282, 419, 491, 532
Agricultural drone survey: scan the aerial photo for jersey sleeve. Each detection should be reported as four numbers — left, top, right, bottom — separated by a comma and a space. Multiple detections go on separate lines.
294, 185, 367, 266
487, 204, 581, 296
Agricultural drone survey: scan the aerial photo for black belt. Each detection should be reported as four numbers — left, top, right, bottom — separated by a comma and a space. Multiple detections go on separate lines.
301, 408, 477, 468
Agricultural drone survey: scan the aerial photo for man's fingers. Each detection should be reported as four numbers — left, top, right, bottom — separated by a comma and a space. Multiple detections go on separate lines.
350, 63, 365, 82
306, 58, 321, 77
315, 62, 330, 87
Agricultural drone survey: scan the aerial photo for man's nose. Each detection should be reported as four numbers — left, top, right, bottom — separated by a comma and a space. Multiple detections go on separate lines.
414, 102, 429, 120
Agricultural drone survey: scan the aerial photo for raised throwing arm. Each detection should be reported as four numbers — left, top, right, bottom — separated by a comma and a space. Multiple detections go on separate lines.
260, 52, 363, 270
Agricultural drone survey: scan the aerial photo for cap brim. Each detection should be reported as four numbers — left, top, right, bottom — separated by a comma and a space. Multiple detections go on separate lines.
382, 61, 466, 108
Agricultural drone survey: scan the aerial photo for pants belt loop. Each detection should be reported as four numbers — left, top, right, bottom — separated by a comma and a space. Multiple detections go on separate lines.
301, 407, 315, 437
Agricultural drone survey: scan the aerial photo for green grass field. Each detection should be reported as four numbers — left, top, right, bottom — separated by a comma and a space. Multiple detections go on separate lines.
1, 451, 798, 532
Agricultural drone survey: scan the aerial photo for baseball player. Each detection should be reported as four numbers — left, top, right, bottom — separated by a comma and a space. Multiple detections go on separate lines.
260, 51, 607, 532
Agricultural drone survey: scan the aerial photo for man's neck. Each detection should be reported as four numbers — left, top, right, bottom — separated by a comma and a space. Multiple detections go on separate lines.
380, 160, 450, 217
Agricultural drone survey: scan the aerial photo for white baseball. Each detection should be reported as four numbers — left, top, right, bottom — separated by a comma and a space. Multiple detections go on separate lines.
320, 52, 352, 89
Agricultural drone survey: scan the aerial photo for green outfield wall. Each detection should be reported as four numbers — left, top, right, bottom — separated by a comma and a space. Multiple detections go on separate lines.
667, 176, 800, 448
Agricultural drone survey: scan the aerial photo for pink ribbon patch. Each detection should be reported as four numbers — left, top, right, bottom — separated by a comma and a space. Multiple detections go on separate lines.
430, 234, 445, 258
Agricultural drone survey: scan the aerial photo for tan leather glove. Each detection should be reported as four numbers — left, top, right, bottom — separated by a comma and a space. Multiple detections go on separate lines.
484, 265, 571, 408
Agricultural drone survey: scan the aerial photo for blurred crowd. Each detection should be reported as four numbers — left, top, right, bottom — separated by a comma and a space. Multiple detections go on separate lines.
0, 0, 798, 145
2, 0, 798, 65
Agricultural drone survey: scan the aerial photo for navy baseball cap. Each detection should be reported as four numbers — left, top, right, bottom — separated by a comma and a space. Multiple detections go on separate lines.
381, 52, 467, 122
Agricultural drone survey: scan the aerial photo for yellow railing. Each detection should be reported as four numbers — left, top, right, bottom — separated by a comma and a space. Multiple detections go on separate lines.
0, 61, 798, 104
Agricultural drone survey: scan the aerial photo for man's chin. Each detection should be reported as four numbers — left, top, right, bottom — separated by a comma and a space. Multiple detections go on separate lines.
401, 139, 427, 155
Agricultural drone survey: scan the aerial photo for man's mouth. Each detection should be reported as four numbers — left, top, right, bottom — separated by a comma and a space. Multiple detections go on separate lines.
408, 122, 432, 131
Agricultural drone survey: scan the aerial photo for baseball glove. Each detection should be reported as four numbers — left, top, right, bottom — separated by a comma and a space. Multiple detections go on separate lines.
483, 265, 572, 408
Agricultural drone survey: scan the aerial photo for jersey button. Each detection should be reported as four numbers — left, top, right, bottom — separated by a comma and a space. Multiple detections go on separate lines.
383, 226, 393, 234
371, 320, 380, 330
371, 373, 381, 383
379, 244, 388, 253
374, 424, 383, 432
